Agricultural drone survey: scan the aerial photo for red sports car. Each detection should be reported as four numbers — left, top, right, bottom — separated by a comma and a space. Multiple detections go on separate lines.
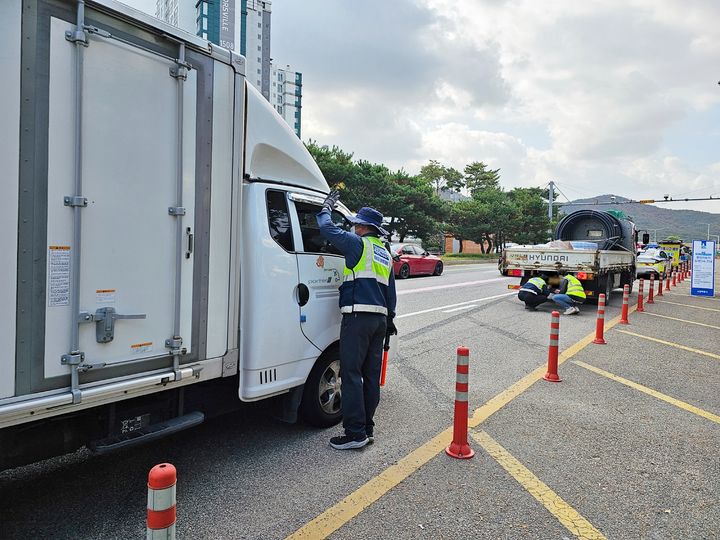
390, 244, 444, 279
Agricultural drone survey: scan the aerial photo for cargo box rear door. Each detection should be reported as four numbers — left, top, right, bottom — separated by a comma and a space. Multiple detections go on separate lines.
40, 16, 196, 386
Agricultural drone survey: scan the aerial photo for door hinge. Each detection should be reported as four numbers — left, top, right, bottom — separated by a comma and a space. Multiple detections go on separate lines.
64, 195, 88, 207
165, 336, 183, 350
61, 351, 85, 366
168, 206, 186, 216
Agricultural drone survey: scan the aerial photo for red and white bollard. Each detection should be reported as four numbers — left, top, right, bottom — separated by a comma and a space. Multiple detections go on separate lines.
593, 293, 607, 345
648, 274, 655, 304
620, 284, 630, 324
665, 272, 671, 292
672, 270, 677, 287
657, 273, 664, 297
446, 347, 474, 459
543, 311, 562, 382
147, 463, 177, 539
637, 278, 645, 312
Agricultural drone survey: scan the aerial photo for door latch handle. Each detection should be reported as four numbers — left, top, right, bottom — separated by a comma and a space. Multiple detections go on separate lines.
185, 227, 193, 259
297, 283, 310, 307
79, 307, 146, 343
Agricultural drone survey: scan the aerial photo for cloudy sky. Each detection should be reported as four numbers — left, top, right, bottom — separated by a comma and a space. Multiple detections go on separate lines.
124, 0, 719, 213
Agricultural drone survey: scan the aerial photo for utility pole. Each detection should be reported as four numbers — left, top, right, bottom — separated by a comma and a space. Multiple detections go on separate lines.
548, 181, 554, 221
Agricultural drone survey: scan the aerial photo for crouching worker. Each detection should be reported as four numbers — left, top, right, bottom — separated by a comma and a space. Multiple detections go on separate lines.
518, 274, 550, 311
551, 272, 586, 315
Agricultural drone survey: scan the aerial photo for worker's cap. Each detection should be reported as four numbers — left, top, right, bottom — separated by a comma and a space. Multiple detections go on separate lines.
349, 207, 389, 236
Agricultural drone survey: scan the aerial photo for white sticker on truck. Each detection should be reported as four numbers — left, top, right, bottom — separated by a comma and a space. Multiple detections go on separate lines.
96, 289, 116, 305
130, 342, 153, 354
48, 246, 71, 307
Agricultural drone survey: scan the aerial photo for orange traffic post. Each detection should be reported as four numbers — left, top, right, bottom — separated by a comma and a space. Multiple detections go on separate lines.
379, 349, 389, 387
647, 274, 655, 304
637, 279, 645, 312
665, 272, 671, 292
543, 311, 562, 382
446, 347, 474, 459
379, 334, 390, 387
656, 273, 664, 297
593, 293, 607, 344
147, 463, 177, 539
620, 284, 630, 324
672, 271, 677, 287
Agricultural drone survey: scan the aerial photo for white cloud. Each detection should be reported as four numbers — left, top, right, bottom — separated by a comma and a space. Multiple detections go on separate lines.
121, 0, 720, 213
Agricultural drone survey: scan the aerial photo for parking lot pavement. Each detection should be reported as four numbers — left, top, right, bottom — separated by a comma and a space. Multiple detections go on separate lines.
290, 278, 719, 539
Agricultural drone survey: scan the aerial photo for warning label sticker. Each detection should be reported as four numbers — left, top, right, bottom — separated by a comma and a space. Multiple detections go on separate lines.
130, 342, 153, 354
96, 289, 116, 305
48, 246, 71, 307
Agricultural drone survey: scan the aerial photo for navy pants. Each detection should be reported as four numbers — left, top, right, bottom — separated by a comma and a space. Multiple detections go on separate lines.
518, 290, 548, 308
339, 312, 386, 438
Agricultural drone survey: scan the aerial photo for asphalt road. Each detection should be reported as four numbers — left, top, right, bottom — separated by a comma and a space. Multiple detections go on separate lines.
1, 263, 718, 539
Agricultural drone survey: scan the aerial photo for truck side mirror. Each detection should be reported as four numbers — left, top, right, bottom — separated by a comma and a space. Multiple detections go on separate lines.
642, 233, 650, 244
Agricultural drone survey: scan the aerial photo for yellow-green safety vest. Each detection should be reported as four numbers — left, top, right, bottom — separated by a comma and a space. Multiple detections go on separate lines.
565, 274, 586, 299
341, 237, 392, 315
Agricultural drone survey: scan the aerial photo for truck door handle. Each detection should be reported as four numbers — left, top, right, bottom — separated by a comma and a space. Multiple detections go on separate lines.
79, 307, 147, 343
297, 283, 310, 306
185, 227, 193, 259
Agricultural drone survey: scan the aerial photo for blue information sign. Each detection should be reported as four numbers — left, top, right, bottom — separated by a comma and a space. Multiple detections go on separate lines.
690, 240, 716, 297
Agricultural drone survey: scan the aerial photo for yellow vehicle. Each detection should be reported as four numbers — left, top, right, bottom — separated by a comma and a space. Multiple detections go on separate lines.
658, 240, 683, 269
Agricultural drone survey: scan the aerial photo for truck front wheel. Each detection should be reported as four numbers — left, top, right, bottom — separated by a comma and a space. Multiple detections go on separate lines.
299, 350, 343, 427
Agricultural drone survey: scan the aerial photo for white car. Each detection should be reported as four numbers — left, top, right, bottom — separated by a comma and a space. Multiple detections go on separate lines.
636, 248, 672, 279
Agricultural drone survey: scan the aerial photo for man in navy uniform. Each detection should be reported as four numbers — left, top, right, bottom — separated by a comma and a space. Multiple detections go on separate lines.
317, 190, 397, 450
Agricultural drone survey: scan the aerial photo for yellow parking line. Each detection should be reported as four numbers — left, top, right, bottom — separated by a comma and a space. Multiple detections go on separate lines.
654, 300, 720, 312
574, 361, 720, 425
287, 309, 634, 539
638, 311, 720, 330
286, 428, 454, 540
616, 330, 720, 362
472, 431, 607, 540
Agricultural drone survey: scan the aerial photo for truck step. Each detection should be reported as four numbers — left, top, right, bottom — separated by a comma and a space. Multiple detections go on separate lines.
89, 411, 205, 455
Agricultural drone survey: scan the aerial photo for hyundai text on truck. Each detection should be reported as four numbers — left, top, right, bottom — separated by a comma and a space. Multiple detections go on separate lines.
0, 0, 377, 469
500, 210, 637, 302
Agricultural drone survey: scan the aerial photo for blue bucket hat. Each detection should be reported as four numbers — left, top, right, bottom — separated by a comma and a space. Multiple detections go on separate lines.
348, 207, 389, 236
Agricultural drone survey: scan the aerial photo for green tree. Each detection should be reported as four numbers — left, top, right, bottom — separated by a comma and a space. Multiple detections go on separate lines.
306, 142, 448, 242
506, 187, 552, 245
464, 162, 501, 197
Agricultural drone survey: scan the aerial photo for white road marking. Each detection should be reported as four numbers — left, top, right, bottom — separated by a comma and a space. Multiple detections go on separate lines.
398, 292, 515, 319
442, 305, 477, 313
398, 277, 509, 296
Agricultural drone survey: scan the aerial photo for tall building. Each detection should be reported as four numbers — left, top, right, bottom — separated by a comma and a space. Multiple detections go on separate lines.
155, 0, 198, 35
269, 65, 302, 138
157, 0, 301, 138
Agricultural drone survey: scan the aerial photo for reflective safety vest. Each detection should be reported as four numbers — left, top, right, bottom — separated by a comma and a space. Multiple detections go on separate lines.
522, 276, 546, 295
340, 237, 392, 315
565, 274, 586, 300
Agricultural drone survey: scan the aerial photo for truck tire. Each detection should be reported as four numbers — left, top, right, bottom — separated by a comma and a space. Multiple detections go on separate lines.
621, 271, 634, 294
597, 275, 613, 305
299, 349, 343, 427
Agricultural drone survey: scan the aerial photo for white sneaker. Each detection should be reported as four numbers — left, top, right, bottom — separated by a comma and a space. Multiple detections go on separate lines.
573, 307, 581, 314
563, 307, 575, 315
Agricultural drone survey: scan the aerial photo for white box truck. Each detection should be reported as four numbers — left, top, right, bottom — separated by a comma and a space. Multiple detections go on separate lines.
0, 0, 362, 469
